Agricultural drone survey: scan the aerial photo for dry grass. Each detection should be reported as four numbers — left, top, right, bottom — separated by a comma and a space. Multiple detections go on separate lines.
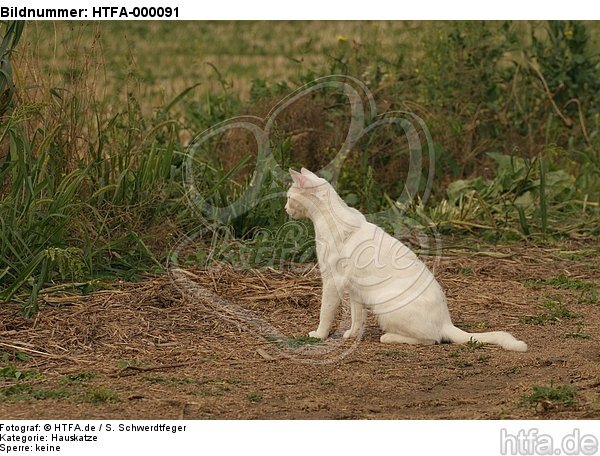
17, 21, 416, 104
1, 240, 598, 419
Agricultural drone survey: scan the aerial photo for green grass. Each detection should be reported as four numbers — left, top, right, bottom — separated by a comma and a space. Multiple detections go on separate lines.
448, 342, 491, 366
85, 387, 120, 404
0, 384, 35, 402
1, 351, 30, 363
0, 363, 40, 381
116, 359, 148, 369
62, 372, 96, 384
521, 299, 580, 325
563, 325, 592, 339
523, 274, 597, 292
522, 274, 598, 305
1, 21, 599, 315
558, 248, 600, 262
579, 291, 599, 305
522, 384, 577, 408
31, 388, 71, 400
0, 384, 71, 403
246, 391, 262, 403
285, 336, 324, 348
464, 339, 487, 352
459, 266, 474, 276
477, 354, 490, 364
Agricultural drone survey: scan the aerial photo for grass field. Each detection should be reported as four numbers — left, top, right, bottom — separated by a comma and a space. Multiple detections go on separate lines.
1, 20, 599, 419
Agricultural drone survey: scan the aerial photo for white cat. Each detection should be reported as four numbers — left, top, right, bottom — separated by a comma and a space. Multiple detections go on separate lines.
286, 168, 527, 352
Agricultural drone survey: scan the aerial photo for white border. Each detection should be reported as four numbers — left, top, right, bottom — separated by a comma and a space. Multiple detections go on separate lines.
0, 421, 598, 456
2, 0, 600, 20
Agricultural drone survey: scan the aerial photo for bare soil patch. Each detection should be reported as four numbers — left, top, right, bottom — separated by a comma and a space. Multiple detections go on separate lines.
1, 241, 599, 419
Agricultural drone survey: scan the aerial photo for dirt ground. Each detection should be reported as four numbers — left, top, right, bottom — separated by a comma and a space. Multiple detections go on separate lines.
1, 240, 599, 419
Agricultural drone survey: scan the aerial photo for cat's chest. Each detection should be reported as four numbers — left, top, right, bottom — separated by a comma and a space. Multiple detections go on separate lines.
314, 226, 374, 273
315, 224, 419, 276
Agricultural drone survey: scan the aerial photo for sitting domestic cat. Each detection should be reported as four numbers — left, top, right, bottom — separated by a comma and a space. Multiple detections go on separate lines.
285, 168, 527, 352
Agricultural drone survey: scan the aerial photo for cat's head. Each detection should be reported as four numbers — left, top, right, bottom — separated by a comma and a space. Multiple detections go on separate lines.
285, 168, 328, 219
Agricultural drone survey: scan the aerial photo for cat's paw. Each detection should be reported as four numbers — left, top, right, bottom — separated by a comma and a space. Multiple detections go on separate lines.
308, 330, 327, 339
343, 329, 356, 339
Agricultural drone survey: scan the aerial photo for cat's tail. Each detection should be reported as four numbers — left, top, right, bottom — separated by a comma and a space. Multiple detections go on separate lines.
441, 324, 527, 352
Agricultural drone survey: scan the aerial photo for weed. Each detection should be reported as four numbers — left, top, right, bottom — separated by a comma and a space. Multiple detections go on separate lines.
459, 266, 474, 276
464, 339, 487, 352
31, 388, 71, 400
0, 363, 39, 381
0, 383, 33, 401
246, 391, 262, 403
563, 325, 592, 339
521, 299, 580, 325
477, 354, 490, 364
62, 372, 96, 384
578, 290, 599, 305
523, 274, 597, 292
0, 384, 70, 402
0, 351, 30, 363
522, 384, 577, 408
116, 359, 147, 369
558, 248, 600, 262
85, 387, 120, 404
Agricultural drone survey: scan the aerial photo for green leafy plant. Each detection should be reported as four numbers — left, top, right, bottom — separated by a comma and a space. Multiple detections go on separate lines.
522, 384, 577, 408
0, 363, 39, 381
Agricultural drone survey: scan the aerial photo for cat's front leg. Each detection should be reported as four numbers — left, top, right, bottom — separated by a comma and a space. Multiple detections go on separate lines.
343, 298, 364, 339
309, 279, 341, 340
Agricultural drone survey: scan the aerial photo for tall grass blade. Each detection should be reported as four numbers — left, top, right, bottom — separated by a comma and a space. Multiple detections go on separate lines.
539, 154, 548, 236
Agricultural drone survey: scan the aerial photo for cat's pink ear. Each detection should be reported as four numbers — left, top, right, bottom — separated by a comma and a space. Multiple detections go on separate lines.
289, 168, 310, 188
300, 167, 314, 176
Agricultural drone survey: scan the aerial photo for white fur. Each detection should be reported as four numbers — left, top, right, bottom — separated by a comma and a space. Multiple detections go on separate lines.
286, 168, 527, 352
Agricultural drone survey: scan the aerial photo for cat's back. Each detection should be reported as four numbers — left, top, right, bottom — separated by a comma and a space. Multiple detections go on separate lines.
344, 221, 442, 309
342, 221, 422, 271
